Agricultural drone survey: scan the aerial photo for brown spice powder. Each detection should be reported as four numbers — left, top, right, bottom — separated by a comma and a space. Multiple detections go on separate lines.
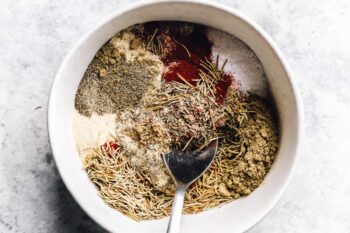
75, 33, 163, 117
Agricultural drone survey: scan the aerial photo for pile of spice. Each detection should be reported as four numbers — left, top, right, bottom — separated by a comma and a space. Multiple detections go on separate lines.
73, 21, 279, 221
75, 31, 163, 117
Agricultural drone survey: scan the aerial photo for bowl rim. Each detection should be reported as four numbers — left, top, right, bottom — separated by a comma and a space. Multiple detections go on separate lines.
48, 0, 303, 232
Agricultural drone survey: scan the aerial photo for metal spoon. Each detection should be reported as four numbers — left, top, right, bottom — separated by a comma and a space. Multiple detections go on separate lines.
163, 139, 218, 233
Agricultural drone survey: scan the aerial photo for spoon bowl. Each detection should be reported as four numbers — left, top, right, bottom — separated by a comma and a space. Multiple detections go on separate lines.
164, 140, 219, 185
163, 139, 219, 233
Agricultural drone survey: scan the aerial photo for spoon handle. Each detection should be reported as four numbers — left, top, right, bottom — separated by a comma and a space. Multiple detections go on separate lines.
166, 185, 187, 233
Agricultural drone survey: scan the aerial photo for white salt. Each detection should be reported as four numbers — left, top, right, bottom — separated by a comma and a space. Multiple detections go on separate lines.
207, 28, 268, 97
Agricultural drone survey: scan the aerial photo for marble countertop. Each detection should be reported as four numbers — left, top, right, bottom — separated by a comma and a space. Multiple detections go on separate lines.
1, 0, 349, 232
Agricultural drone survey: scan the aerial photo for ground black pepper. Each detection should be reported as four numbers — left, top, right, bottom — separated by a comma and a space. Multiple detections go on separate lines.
75, 32, 163, 117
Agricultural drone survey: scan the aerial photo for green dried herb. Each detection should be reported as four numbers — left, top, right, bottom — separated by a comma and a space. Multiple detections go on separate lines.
146, 28, 163, 55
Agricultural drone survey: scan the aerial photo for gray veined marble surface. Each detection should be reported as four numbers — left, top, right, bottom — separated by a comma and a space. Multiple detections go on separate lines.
1, 0, 350, 232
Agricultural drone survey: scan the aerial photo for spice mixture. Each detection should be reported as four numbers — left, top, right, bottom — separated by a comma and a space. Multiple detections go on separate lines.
73, 22, 279, 221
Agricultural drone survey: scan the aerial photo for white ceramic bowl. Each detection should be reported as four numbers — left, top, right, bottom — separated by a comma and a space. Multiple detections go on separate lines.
48, 1, 302, 232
